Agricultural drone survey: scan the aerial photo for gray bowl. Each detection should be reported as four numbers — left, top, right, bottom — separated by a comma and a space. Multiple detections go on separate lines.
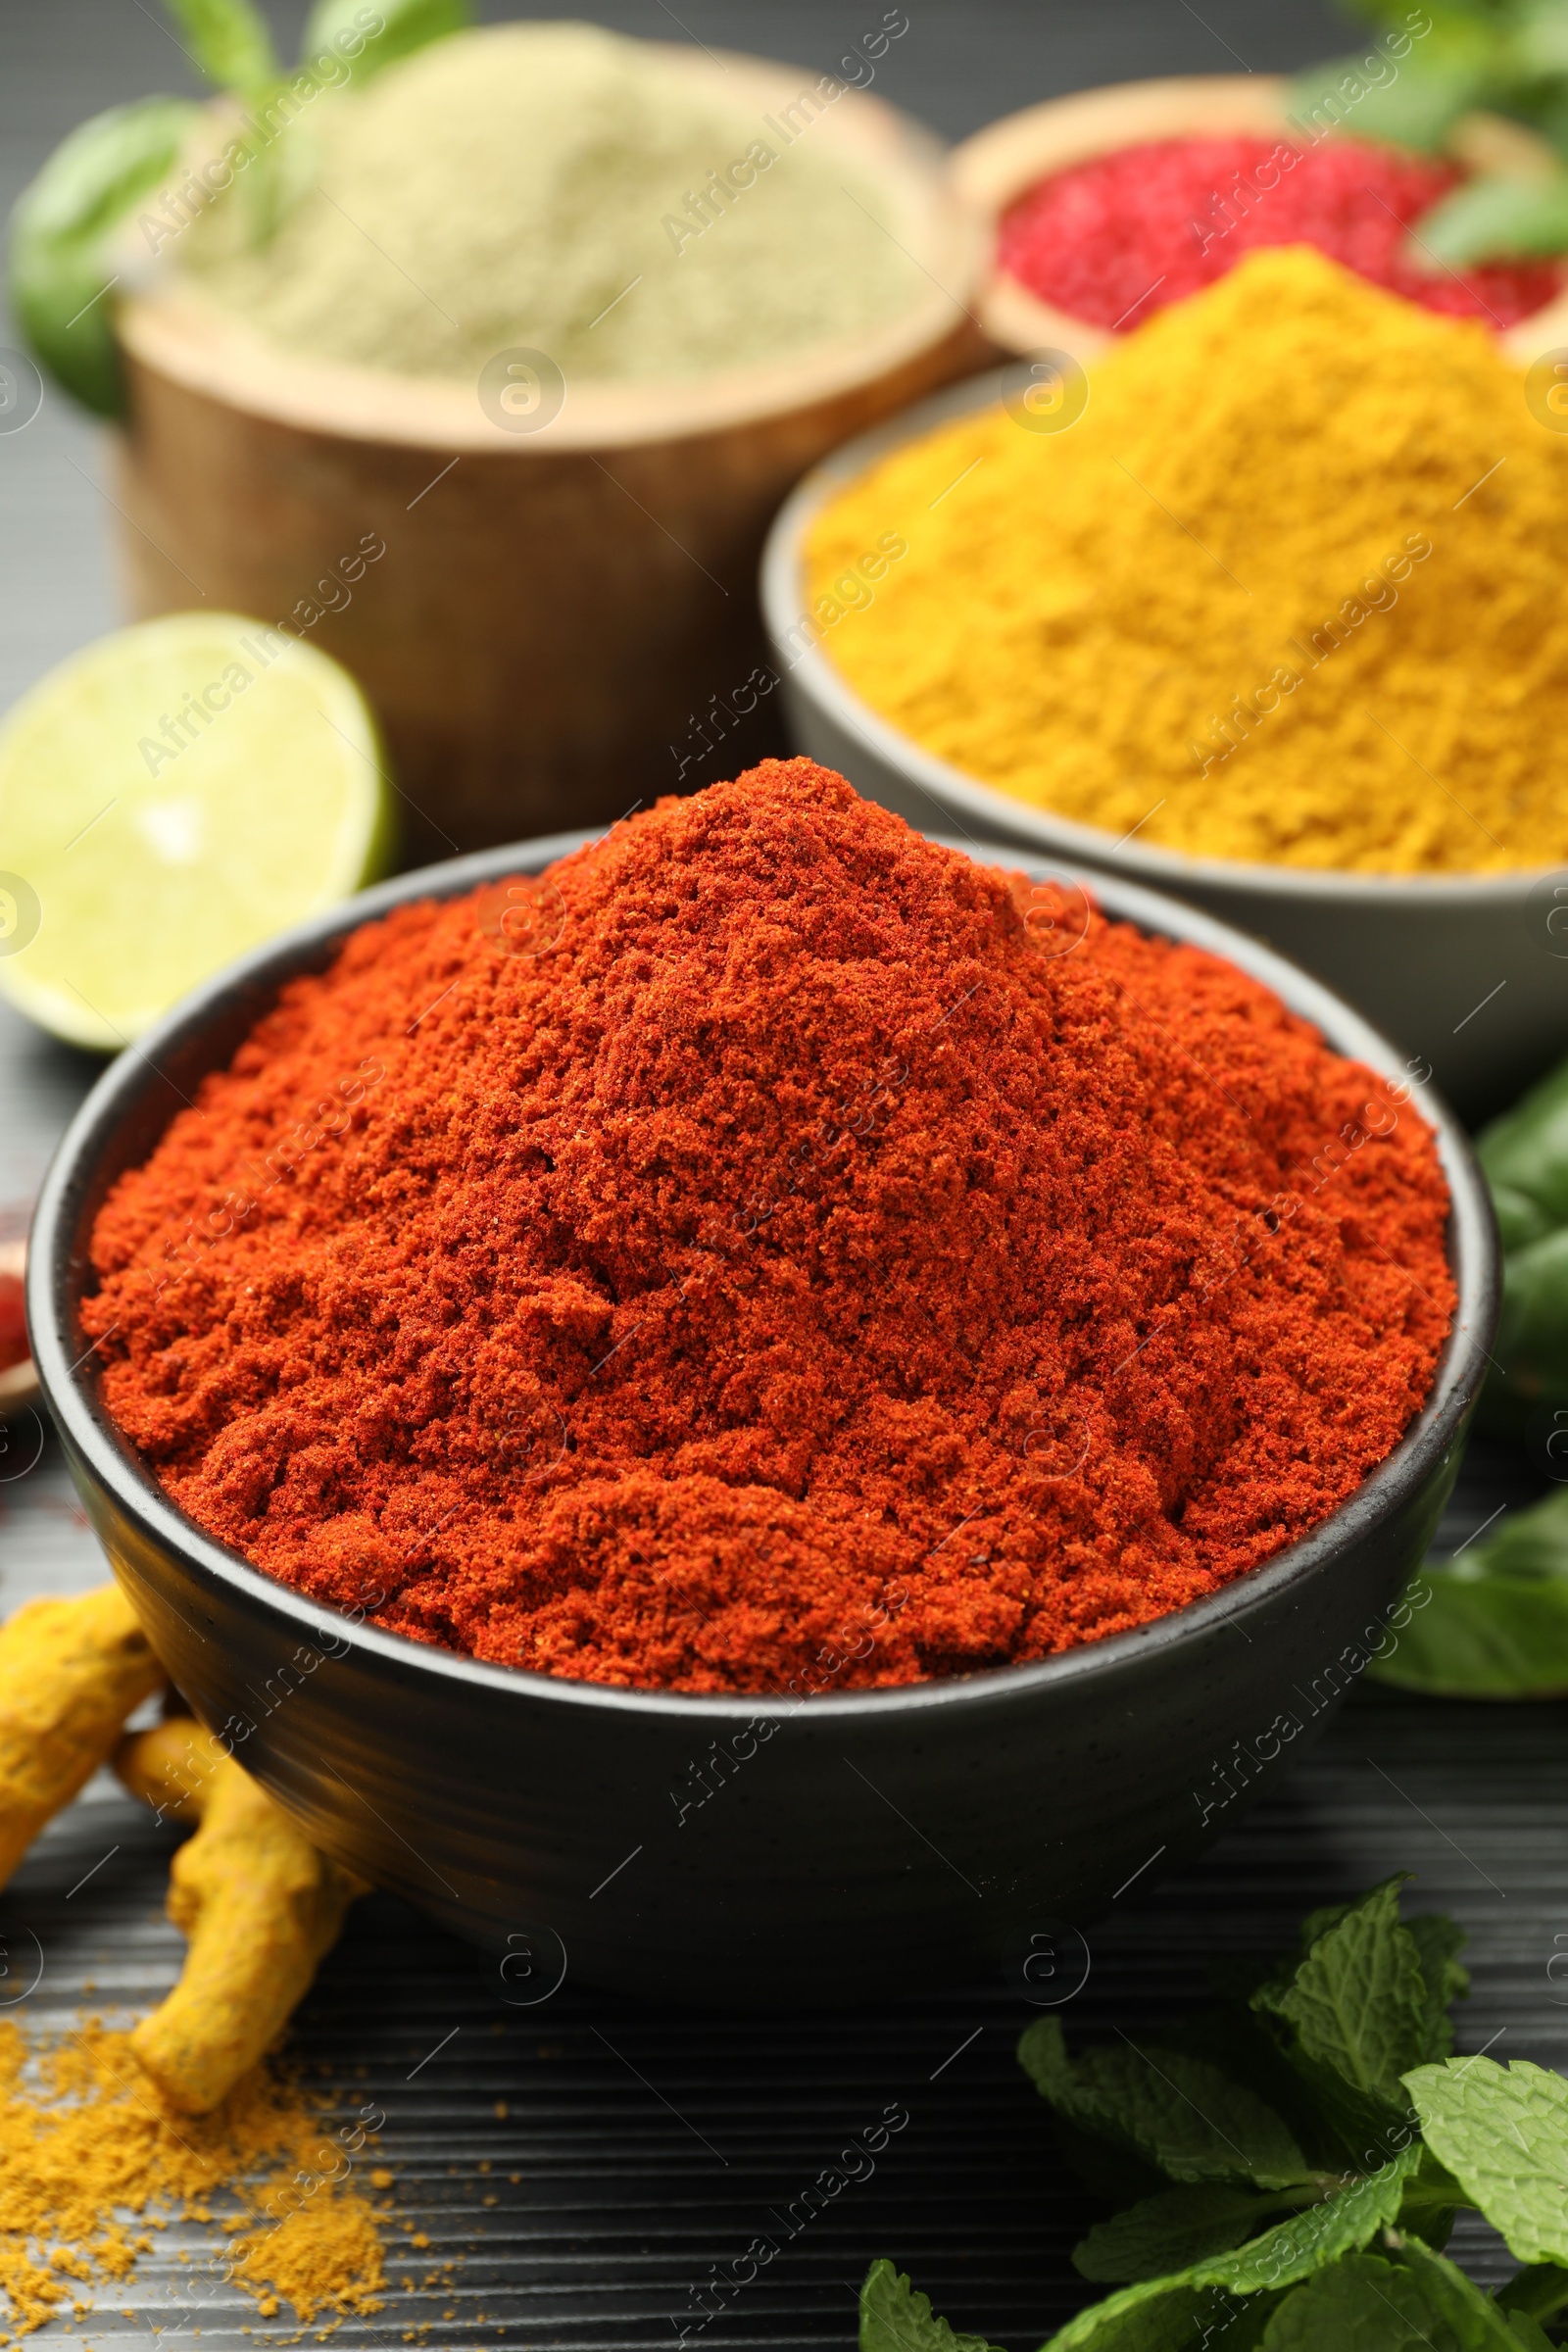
28, 831, 1497, 2007
760, 368, 1568, 1128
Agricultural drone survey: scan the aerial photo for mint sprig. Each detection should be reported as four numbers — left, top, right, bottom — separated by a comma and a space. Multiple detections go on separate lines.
861, 1879, 1568, 2350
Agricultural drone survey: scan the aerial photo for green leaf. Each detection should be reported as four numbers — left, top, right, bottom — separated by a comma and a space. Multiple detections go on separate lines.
1017, 2018, 1310, 2188
1037, 2278, 1262, 2352
1200, 2147, 1421, 2294
1412, 174, 1568, 266
1506, 2317, 1556, 2350
1371, 1563, 1568, 1701
1407, 1915, 1471, 2062
858, 2263, 1005, 2352
1497, 2261, 1568, 2328
1286, 54, 1494, 152
1074, 2183, 1285, 2284
1041, 2156, 1415, 2349
1492, 1183, 1556, 1255
1406, 2058, 1568, 2265
164, 0, 279, 95
300, 0, 470, 87
1257, 2242, 1520, 2348
6, 97, 200, 416
1373, 1490, 1568, 1698
1475, 1026, 1568, 1214
1492, 1229, 1568, 1428
1512, 0, 1568, 82
1252, 1878, 1430, 2153
1395, 2137, 1466, 2250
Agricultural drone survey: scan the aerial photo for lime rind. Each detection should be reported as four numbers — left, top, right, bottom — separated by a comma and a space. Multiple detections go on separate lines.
0, 612, 393, 1051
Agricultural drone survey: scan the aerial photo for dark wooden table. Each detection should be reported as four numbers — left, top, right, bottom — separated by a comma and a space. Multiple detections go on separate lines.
3, 5, 1563, 2346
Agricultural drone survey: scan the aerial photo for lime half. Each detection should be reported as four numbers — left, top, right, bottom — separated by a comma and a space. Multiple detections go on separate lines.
0, 613, 393, 1050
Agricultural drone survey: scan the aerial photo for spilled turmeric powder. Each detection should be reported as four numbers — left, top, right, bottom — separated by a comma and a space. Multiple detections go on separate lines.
806, 245, 1568, 875
0, 2016, 386, 2340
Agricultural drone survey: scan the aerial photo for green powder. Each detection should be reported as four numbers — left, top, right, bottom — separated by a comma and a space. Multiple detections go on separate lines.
177, 22, 925, 384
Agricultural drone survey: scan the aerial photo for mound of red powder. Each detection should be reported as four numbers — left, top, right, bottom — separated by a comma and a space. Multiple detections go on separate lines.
86, 764, 1454, 1693
999, 135, 1558, 330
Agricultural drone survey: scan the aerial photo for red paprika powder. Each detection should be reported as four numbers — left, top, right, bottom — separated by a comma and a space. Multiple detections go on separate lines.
0, 1271, 25, 1374
999, 135, 1558, 331
85, 763, 1454, 1694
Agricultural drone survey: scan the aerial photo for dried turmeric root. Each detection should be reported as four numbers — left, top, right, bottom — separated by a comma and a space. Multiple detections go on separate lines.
116, 1718, 369, 2114
0, 1582, 163, 1886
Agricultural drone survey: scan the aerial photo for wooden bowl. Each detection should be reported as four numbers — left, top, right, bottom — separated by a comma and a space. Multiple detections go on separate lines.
948, 74, 1568, 367
111, 44, 989, 863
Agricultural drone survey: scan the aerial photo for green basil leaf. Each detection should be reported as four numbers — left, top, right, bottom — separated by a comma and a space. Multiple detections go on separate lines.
1371, 1570, 1568, 1700
1405, 2058, 1568, 2265
1412, 174, 1568, 267
858, 2262, 1004, 2352
301, 0, 471, 88
164, 0, 279, 95
1512, 0, 1568, 81
1286, 55, 1493, 153
1452, 1490, 1568, 1585
1493, 1183, 1557, 1254
1017, 2018, 1309, 2188
1481, 1062, 1568, 1231
1251, 1879, 1429, 2152
7, 97, 200, 417
1257, 2243, 1520, 2348
1075, 2184, 1284, 2285
1492, 1229, 1568, 1428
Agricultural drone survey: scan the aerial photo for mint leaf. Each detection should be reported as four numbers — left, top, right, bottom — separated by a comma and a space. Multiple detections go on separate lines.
1199, 2146, 1420, 2295
301, 0, 470, 86
164, 0, 279, 94
1252, 1878, 1428, 2149
1407, 1915, 1471, 2063
858, 2263, 1004, 2352
1018, 2018, 1309, 2188
1042, 2157, 1415, 2349
1038, 2278, 1264, 2352
1074, 2184, 1282, 2284
1505, 2317, 1556, 2351
7, 97, 199, 416
1395, 2137, 1466, 2251
1413, 176, 1568, 269
1257, 2243, 1518, 2347
1406, 2058, 1568, 2265
1497, 2261, 1568, 2328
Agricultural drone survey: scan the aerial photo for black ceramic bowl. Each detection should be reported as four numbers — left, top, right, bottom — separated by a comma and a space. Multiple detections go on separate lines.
29, 832, 1497, 2008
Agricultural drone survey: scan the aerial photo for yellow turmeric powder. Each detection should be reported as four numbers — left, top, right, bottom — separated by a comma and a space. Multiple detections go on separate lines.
117, 1717, 369, 2114
0, 1583, 161, 1885
0, 2015, 386, 2338
806, 245, 1568, 876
